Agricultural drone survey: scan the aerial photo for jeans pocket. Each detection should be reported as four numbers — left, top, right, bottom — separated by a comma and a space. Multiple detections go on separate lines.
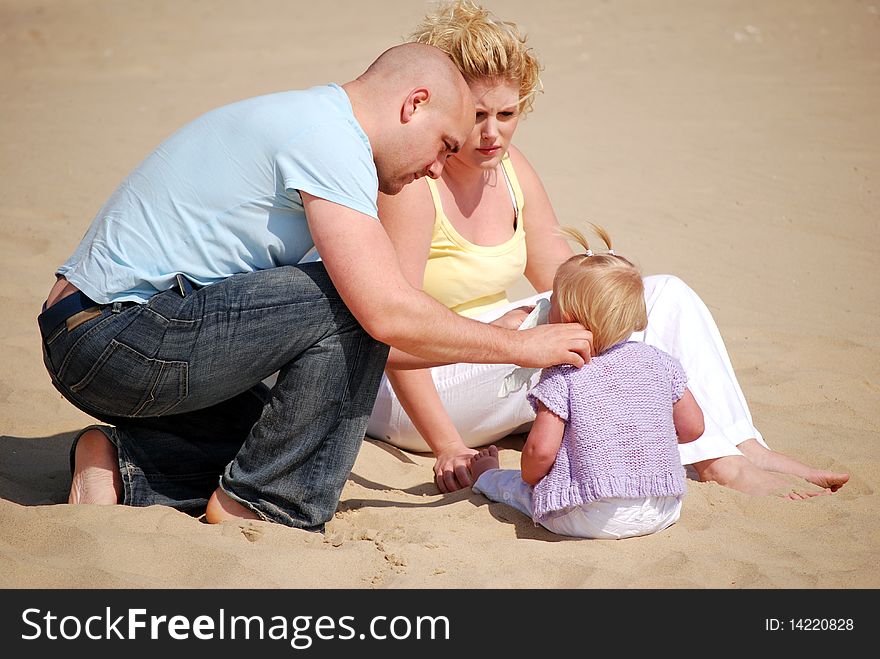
69, 339, 188, 417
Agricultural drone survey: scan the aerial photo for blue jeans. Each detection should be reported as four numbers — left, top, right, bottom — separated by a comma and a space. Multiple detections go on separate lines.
39, 263, 389, 530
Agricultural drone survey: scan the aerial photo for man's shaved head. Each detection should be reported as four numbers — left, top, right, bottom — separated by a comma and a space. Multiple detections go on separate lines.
344, 42, 475, 194
360, 42, 469, 98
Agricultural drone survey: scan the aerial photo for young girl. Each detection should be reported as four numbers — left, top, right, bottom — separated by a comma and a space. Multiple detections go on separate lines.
470, 225, 706, 539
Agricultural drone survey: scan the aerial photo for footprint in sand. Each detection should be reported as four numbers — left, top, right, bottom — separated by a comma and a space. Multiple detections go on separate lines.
239, 523, 263, 543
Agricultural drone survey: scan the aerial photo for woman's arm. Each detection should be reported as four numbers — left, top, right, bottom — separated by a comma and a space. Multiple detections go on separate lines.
377, 182, 475, 370
378, 183, 443, 370
508, 145, 575, 293
378, 181, 479, 491
386, 369, 478, 492
521, 402, 566, 485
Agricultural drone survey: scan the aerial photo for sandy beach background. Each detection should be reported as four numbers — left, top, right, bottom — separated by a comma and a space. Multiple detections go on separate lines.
1, 0, 877, 588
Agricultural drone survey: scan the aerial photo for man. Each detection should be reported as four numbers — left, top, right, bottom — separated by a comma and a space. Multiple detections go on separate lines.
38, 43, 592, 530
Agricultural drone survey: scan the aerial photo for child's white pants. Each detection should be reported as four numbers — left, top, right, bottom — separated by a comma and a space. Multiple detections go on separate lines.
472, 468, 682, 539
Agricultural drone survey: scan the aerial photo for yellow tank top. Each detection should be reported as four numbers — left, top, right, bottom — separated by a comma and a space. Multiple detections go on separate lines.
422, 154, 527, 318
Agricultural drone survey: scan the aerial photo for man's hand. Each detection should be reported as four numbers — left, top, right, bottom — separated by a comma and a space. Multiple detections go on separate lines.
514, 323, 594, 368
434, 445, 479, 493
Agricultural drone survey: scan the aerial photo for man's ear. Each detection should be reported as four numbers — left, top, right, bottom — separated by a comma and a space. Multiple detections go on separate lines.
401, 88, 430, 123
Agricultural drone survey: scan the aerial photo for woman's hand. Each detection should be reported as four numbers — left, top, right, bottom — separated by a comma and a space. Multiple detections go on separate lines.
489, 305, 535, 330
434, 444, 480, 493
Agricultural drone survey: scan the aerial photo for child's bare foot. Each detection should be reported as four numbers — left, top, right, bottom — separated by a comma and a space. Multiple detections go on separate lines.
68, 428, 122, 505
205, 487, 261, 523
469, 445, 500, 482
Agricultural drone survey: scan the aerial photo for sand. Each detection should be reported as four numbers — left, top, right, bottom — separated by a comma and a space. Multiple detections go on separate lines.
1, 0, 878, 589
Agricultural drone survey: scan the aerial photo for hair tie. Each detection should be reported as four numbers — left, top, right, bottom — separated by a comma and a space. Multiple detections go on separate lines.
607, 249, 615, 255
584, 249, 594, 257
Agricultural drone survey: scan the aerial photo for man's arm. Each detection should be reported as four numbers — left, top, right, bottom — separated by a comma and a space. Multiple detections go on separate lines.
302, 192, 592, 367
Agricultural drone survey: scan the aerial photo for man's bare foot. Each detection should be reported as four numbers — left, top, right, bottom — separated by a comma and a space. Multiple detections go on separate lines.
205, 487, 261, 523
693, 455, 831, 499
68, 428, 122, 505
737, 439, 850, 492
469, 445, 500, 482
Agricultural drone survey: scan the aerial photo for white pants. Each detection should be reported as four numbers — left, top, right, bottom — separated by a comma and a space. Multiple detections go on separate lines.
366, 275, 767, 465
472, 469, 682, 539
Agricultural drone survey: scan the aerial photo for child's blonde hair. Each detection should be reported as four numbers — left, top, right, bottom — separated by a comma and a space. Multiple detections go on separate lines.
553, 224, 647, 355
408, 0, 543, 115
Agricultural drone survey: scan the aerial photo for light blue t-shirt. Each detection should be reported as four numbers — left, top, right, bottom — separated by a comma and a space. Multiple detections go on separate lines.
59, 84, 378, 303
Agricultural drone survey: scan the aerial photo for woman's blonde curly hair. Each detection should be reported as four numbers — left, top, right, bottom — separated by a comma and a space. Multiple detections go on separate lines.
408, 1, 543, 115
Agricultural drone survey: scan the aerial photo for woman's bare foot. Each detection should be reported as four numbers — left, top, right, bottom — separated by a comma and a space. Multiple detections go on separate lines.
205, 487, 261, 523
804, 470, 850, 492
737, 439, 850, 492
68, 428, 122, 505
693, 455, 831, 499
469, 445, 500, 482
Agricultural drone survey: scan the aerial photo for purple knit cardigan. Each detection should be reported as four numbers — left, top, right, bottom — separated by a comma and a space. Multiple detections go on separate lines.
527, 341, 687, 522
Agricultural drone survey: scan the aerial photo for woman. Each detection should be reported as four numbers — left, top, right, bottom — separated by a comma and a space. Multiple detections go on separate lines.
367, 1, 849, 497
